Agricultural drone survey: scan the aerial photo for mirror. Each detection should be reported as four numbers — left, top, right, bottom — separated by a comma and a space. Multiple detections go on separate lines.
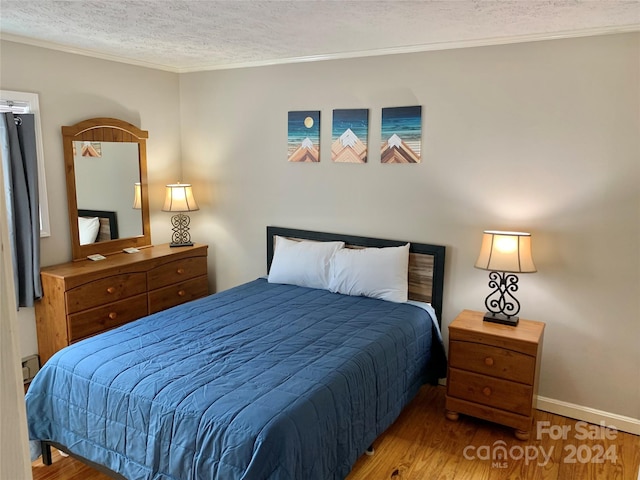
62, 117, 151, 260
73, 141, 142, 240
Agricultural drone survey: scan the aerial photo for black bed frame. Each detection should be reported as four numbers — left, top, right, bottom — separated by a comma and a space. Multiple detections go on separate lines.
267, 226, 446, 325
78, 208, 119, 240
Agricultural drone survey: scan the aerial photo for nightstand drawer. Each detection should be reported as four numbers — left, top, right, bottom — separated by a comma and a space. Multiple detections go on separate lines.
68, 294, 148, 342
448, 368, 533, 416
147, 257, 208, 290
66, 273, 147, 313
148, 276, 209, 314
449, 340, 535, 384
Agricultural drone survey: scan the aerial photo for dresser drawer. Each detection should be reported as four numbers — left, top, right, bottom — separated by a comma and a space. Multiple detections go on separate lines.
147, 257, 208, 290
36, 243, 209, 365
66, 273, 147, 314
148, 276, 209, 314
449, 340, 535, 384
448, 368, 533, 416
68, 294, 148, 342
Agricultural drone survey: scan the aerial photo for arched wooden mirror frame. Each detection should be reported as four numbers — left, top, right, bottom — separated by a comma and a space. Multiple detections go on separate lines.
62, 117, 151, 260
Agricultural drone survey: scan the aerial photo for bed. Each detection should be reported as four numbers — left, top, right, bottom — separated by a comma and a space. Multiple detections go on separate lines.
78, 209, 119, 244
26, 226, 447, 480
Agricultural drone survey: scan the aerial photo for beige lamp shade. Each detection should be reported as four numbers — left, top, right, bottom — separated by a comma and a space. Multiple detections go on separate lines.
475, 230, 536, 273
133, 182, 142, 209
162, 183, 199, 213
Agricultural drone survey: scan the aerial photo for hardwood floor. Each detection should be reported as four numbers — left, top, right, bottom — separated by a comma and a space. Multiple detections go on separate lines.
348, 386, 640, 479
32, 385, 640, 480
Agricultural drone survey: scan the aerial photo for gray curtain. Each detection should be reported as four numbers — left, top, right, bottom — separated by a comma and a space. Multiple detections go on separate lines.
0, 112, 42, 308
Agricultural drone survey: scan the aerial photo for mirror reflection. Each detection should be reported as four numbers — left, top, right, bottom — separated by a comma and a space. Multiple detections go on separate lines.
62, 117, 151, 261
73, 140, 143, 244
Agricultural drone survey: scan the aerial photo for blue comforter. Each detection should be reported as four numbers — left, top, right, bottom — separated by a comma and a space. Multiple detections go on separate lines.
26, 278, 445, 480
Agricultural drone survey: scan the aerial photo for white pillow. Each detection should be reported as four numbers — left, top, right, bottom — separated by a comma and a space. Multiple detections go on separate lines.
268, 236, 345, 290
78, 216, 100, 245
328, 243, 410, 303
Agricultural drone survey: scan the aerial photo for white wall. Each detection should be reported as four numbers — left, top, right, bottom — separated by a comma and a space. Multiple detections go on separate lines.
0, 139, 32, 480
178, 34, 639, 422
0, 40, 183, 356
1, 33, 638, 427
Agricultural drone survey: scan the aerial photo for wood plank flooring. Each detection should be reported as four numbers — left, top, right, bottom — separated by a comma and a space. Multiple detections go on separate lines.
32, 385, 640, 480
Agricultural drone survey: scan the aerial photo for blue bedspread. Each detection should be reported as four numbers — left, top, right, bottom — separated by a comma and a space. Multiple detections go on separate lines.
26, 278, 445, 480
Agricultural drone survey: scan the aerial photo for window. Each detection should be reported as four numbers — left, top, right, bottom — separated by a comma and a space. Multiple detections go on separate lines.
0, 90, 50, 237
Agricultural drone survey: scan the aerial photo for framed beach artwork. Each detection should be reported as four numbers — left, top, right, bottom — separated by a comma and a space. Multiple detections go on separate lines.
380, 106, 422, 163
288, 110, 320, 162
331, 109, 368, 163
76, 141, 102, 157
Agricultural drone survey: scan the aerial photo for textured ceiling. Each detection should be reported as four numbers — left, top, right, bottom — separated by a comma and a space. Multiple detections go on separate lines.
1, 0, 639, 72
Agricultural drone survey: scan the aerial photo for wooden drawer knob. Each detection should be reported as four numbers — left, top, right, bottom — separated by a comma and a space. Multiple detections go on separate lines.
106, 287, 116, 294
484, 357, 494, 367
177, 268, 185, 275
108, 312, 117, 320
482, 387, 492, 397
178, 290, 186, 297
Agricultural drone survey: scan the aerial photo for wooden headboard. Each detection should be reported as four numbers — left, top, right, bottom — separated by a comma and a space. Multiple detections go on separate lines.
78, 209, 119, 242
266, 226, 446, 324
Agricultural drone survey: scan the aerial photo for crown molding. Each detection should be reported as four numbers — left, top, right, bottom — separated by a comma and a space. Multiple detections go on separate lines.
179, 24, 640, 73
3, 24, 639, 74
0, 33, 180, 73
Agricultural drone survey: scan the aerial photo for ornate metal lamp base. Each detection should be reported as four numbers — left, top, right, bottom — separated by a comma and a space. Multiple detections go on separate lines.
483, 271, 521, 327
169, 213, 194, 247
483, 312, 519, 326
170, 242, 194, 247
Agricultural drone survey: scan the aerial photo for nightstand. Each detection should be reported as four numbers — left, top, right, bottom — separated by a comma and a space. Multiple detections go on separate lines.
445, 309, 545, 440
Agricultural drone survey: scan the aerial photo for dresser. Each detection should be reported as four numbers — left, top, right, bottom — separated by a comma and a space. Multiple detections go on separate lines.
35, 243, 208, 365
445, 309, 545, 440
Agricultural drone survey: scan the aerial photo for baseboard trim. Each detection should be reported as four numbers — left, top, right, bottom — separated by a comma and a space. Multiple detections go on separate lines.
536, 396, 640, 436
437, 379, 639, 436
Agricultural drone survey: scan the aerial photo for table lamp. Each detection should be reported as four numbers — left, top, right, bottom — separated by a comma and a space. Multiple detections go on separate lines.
474, 230, 536, 326
162, 183, 199, 247
133, 182, 142, 209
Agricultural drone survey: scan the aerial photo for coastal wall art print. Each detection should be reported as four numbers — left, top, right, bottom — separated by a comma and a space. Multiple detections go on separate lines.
78, 141, 102, 157
331, 109, 369, 163
381, 106, 422, 163
288, 110, 320, 162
